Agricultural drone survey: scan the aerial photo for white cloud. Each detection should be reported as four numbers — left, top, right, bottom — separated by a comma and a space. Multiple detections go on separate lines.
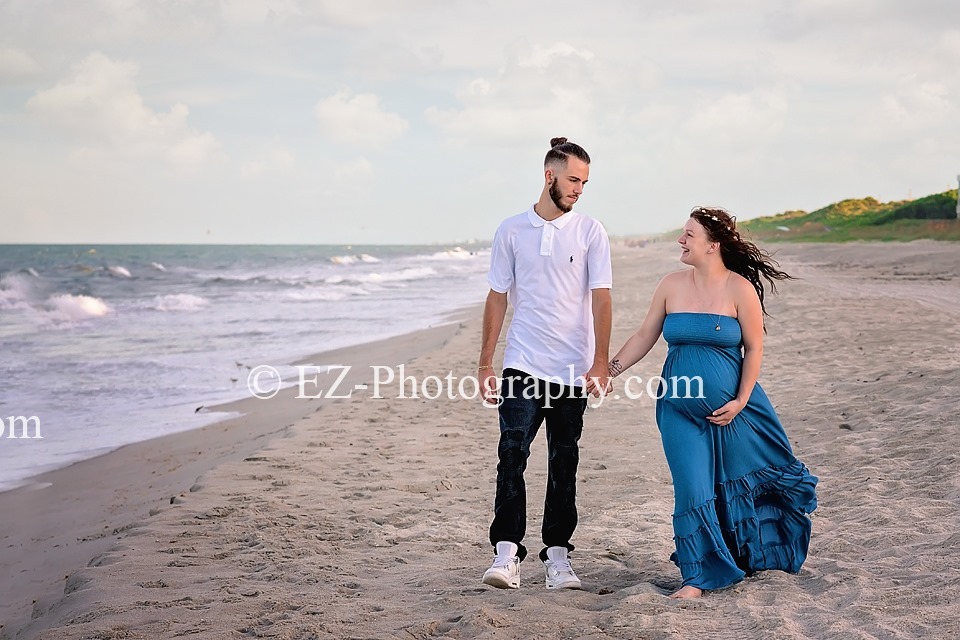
857, 81, 956, 144
167, 132, 220, 167
0, 48, 42, 83
426, 40, 600, 146
425, 97, 592, 148
683, 90, 789, 145
222, 0, 428, 28
463, 78, 491, 98
314, 88, 408, 149
518, 43, 594, 69
219, 0, 302, 25
942, 30, 960, 56
240, 147, 296, 179
25, 52, 221, 169
333, 156, 374, 182
310, 0, 443, 28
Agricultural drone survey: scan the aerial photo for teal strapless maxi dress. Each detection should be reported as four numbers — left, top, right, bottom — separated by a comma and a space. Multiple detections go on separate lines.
655, 313, 818, 591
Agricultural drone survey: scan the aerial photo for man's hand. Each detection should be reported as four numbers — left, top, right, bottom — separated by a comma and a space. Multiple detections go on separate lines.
480, 368, 500, 405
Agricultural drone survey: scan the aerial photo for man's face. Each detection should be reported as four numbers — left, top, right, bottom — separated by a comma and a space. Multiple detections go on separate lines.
547, 157, 589, 213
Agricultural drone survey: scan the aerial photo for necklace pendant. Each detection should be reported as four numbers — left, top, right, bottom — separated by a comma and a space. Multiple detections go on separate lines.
715, 325, 721, 331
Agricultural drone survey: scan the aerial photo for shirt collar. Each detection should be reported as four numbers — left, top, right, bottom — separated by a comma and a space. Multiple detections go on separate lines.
526, 204, 578, 229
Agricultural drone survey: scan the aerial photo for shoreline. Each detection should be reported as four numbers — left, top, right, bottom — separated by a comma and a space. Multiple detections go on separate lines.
6, 240, 960, 639
0, 242, 490, 495
0, 312, 478, 638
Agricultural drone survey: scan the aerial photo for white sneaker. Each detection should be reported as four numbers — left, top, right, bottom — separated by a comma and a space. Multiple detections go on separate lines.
543, 546, 582, 590
482, 541, 520, 589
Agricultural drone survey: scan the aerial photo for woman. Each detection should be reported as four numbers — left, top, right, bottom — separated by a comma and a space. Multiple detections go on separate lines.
609, 207, 818, 599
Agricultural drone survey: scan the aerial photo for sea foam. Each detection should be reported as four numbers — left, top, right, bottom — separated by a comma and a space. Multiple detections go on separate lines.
45, 294, 112, 321
149, 293, 209, 312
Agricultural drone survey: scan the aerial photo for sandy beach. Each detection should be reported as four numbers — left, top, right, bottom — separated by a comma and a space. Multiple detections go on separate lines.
3, 240, 959, 640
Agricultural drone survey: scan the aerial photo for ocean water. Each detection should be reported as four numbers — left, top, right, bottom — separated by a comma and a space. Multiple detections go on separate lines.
0, 244, 490, 491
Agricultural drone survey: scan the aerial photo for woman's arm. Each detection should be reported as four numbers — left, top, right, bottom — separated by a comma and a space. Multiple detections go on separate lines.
608, 275, 672, 377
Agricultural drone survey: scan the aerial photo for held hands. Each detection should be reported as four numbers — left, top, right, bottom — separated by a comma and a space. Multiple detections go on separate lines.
480, 364, 614, 403
583, 363, 611, 398
706, 398, 746, 426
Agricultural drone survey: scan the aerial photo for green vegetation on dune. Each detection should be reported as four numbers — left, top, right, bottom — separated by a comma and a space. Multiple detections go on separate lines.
740, 189, 959, 242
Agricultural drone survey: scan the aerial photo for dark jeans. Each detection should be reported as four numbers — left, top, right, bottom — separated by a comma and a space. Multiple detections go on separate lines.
489, 368, 588, 562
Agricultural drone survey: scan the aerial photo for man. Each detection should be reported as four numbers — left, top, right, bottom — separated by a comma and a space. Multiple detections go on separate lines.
479, 137, 613, 590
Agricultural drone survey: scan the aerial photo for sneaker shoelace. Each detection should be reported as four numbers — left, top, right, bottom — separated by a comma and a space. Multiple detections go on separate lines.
550, 558, 574, 575
492, 555, 516, 569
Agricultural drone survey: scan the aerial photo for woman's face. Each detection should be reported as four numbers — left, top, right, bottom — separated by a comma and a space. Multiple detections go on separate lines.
678, 218, 717, 265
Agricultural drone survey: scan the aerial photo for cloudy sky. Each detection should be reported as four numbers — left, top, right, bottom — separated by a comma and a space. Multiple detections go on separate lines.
2, 0, 958, 244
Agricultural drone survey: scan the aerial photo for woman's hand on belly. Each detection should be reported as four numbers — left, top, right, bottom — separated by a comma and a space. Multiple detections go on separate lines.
705, 397, 747, 426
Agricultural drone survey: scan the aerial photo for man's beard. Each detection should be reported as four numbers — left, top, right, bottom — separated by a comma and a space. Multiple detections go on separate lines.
549, 178, 573, 213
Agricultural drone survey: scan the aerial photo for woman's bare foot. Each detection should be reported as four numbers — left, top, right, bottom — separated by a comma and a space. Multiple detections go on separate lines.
669, 585, 703, 599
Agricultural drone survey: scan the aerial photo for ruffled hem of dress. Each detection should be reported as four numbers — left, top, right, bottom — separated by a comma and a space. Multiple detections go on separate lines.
670, 459, 818, 590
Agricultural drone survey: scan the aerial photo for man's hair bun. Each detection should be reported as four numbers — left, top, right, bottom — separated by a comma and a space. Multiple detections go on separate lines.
544, 137, 590, 167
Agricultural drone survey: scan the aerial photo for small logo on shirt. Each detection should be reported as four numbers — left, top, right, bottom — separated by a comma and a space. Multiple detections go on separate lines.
569, 256, 574, 263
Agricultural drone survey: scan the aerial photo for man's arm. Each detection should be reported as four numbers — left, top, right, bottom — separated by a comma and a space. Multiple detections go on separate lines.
479, 289, 508, 404
583, 287, 612, 397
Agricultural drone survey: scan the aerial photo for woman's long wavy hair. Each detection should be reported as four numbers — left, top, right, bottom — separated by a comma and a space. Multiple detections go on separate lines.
689, 206, 793, 319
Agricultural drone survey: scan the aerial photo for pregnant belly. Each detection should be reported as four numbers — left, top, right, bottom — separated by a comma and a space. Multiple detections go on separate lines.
658, 356, 739, 419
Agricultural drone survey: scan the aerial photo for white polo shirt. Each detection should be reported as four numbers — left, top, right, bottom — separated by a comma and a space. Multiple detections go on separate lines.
488, 205, 613, 385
